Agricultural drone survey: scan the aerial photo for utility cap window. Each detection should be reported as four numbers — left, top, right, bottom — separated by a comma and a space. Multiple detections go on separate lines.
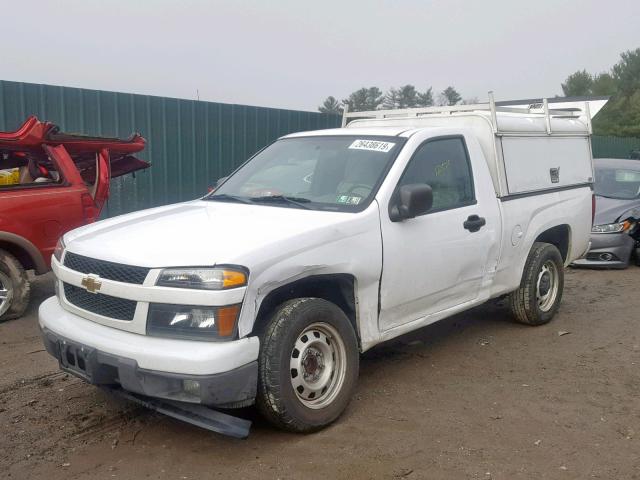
399, 138, 475, 212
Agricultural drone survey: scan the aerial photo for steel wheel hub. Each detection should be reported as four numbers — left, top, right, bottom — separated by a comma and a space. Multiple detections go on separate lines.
302, 347, 325, 382
0, 271, 13, 317
536, 261, 559, 312
290, 322, 347, 409
539, 272, 551, 296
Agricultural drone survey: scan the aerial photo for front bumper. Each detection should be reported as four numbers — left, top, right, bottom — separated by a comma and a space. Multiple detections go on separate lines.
572, 231, 635, 269
39, 296, 259, 407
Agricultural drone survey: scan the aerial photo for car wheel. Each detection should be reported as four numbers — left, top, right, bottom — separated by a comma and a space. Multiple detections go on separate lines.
0, 249, 31, 321
257, 298, 359, 432
508, 242, 564, 326
635, 247, 640, 267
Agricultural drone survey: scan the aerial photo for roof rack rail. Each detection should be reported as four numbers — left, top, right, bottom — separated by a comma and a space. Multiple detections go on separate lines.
341, 92, 595, 135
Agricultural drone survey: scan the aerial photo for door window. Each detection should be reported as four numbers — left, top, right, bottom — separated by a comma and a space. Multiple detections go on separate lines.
398, 137, 475, 212
0, 147, 63, 189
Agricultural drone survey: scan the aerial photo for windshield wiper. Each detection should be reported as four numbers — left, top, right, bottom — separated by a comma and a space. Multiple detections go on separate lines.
250, 195, 312, 209
205, 193, 253, 204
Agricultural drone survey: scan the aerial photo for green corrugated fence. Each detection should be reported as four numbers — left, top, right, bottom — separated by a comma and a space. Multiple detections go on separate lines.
0, 80, 341, 217
591, 135, 640, 159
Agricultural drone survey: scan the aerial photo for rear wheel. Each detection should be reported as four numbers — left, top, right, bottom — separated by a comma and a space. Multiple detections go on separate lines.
0, 249, 31, 321
508, 242, 564, 326
257, 298, 359, 432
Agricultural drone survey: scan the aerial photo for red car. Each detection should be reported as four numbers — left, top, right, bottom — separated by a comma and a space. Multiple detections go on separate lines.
0, 116, 149, 321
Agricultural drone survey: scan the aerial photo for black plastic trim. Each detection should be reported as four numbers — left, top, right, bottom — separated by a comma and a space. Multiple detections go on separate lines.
40, 327, 258, 408
500, 183, 593, 202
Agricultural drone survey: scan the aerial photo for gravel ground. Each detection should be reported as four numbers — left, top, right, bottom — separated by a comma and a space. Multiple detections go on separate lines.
1, 268, 639, 480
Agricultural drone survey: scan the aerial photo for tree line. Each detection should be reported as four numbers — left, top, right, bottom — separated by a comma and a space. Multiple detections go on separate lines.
319, 47, 639, 138
562, 48, 640, 137
318, 86, 469, 114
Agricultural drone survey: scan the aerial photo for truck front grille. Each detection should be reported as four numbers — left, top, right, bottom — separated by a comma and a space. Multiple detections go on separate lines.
63, 283, 137, 321
64, 252, 150, 284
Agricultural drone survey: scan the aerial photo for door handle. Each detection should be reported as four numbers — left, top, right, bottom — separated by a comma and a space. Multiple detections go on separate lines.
463, 214, 486, 233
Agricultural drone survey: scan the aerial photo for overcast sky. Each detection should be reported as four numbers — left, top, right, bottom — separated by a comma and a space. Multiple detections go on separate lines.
3, 0, 639, 111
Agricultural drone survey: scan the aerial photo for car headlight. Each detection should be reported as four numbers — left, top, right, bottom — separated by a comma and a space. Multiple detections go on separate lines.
146, 303, 240, 340
592, 221, 632, 234
156, 268, 247, 290
53, 237, 66, 262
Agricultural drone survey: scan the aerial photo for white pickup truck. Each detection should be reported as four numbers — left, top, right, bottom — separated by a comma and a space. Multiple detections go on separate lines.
40, 97, 597, 433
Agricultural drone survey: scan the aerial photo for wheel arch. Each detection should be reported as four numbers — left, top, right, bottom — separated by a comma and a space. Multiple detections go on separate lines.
533, 224, 571, 264
0, 232, 48, 274
252, 274, 360, 349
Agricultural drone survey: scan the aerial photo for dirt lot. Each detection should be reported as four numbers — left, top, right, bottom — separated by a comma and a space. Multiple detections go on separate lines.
1, 268, 639, 480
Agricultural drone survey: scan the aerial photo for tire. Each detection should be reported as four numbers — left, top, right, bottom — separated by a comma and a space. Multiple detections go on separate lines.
0, 249, 31, 322
635, 247, 640, 267
257, 298, 359, 433
508, 242, 564, 326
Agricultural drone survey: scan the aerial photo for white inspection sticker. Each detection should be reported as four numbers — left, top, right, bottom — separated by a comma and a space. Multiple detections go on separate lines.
348, 139, 396, 153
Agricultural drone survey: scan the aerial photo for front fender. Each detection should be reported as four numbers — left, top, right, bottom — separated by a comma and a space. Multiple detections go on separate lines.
235, 209, 383, 350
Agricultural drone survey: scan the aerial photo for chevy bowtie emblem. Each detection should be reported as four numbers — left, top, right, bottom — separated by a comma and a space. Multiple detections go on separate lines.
81, 274, 102, 294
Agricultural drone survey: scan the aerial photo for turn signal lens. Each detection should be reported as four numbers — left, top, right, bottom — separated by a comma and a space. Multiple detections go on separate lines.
217, 305, 241, 337
222, 270, 247, 289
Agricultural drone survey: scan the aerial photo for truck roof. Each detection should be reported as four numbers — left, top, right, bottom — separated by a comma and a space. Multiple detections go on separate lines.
283, 126, 413, 138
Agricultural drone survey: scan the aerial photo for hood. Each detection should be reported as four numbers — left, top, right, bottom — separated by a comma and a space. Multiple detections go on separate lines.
594, 195, 640, 225
64, 200, 363, 268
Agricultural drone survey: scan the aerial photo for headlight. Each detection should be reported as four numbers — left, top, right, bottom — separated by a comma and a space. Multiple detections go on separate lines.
53, 237, 66, 262
592, 221, 632, 234
156, 268, 247, 290
146, 303, 240, 340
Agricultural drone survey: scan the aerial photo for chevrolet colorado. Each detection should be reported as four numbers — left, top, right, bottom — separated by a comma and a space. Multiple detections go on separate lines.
40, 97, 598, 432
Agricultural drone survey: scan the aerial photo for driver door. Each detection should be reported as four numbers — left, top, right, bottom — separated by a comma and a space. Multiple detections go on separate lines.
378, 135, 498, 332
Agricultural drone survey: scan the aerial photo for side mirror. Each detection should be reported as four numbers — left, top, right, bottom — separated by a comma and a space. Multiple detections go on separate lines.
390, 184, 433, 222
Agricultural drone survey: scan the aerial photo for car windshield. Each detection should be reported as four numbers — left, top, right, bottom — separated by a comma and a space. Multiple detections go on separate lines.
594, 165, 640, 200
206, 136, 404, 211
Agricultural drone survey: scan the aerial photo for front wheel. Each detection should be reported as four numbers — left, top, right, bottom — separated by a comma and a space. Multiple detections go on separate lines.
508, 242, 564, 326
0, 249, 31, 322
257, 298, 359, 432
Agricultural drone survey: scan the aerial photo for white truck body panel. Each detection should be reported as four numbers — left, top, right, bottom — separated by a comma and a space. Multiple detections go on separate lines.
501, 136, 593, 194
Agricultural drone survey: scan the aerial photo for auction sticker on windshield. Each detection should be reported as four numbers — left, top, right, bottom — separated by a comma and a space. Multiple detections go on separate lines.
349, 139, 396, 153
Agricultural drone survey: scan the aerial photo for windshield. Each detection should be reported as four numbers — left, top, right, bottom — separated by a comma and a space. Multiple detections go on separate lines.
206, 136, 404, 211
594, 165, 640, 200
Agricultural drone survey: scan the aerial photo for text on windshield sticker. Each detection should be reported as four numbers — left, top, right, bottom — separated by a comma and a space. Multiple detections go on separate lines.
348, 139, 396, 153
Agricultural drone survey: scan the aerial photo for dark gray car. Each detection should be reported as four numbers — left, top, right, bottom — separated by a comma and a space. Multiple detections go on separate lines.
573, 158, 640, 268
